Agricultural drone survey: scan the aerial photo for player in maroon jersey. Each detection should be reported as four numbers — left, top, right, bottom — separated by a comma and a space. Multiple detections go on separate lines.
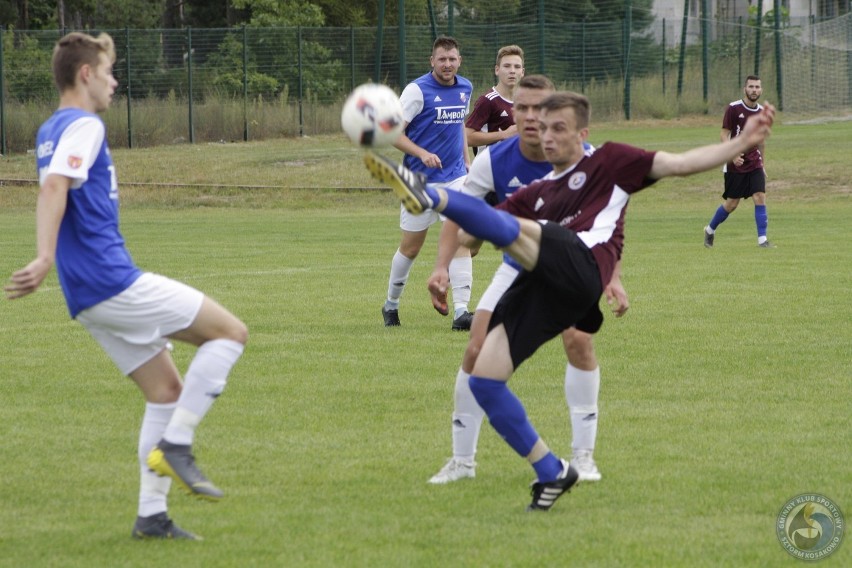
364, 91, 775, 511
703, 75, 774, 248
465, 45, 524, 153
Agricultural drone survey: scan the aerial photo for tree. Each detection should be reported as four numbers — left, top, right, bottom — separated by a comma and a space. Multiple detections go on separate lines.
230, 0, 324, 27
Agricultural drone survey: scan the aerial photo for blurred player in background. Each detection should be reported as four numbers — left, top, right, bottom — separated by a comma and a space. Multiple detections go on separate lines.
465, 45, 525, 156
703, 75, 774, 248
427, 75, 625, 485
5, 31, 248, 540
381, 36, 475, 331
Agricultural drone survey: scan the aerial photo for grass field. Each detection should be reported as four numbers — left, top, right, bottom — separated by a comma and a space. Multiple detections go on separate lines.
1, 119, 850, 567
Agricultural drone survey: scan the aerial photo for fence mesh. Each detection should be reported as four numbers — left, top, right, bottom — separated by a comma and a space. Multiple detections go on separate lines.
1, 11, 850, 153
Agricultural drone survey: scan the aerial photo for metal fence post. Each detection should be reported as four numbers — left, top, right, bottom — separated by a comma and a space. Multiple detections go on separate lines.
243, 25, 248, 142
677, 0, 688, 98
375, 0, 385, 83
398, 0, 406, 86
349, 26, 355, 91
0, 27, 6, 156
701, 0, 708, 104
538, 0, 545, 74
581, 19, 587, 93
810, 15, 815, 92
738, 17, 743, 83
187, 26, 194, 144
623, 2, 632, 120
754, 0, 763, 74
298, 26, 304, 137
773, 0, 783, 110
125, 27, 133, 149
662, 18, 666, 95
847, 11, 851, 106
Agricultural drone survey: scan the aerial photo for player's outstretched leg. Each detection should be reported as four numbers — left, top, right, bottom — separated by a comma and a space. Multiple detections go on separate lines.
364, 152, 520, 248
147, 440, 224, 501
132, 512, 201, 540
364, 151, 433, 214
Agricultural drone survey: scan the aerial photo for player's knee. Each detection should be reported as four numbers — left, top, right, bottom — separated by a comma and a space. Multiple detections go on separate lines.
148, 378, 182, 404
228, 319, 249, 345
462, 342, 481, 372
563, 333, 595, 368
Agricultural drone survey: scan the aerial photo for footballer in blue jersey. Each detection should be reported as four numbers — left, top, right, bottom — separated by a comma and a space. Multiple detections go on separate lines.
426, 75, 626, 486
6, 32, 248, 540
381, 36, 475, 330
35, 108, 142, 318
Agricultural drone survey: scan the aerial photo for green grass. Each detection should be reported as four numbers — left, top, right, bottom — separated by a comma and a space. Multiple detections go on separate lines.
1, 122, 851, 566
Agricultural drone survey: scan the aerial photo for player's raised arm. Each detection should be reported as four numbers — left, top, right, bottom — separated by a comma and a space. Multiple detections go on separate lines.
649, 104, 775, 180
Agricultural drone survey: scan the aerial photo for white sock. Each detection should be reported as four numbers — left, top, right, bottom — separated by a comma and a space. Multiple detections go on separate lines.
387, 249, 414, 307
451, 368, 484, 462
449, 255, 472, 312
163, 339, 244, 446
138, 402, 175, 517
564, 364, 600, 452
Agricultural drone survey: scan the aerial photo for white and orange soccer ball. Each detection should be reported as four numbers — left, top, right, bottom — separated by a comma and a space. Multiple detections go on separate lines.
340, 83, 404, 148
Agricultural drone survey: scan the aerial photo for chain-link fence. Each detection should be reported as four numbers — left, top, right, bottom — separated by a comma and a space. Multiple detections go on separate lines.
1, 12, 850, 154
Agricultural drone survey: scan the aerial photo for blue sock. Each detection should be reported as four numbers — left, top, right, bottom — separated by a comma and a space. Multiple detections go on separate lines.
468, 376, 539, 457
709, 205, 729, 230
426, 185, 520, 247
532, 453, 564, 483
754, 205, 768, 238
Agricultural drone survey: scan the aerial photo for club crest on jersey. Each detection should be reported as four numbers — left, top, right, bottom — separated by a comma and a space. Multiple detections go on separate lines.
67, 155, 83, 169
460, 93, 467, 102
568, 172, 587, 190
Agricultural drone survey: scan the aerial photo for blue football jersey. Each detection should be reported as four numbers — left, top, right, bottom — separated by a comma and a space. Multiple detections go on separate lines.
399, 72, 473, 183
35, 109, 141, 317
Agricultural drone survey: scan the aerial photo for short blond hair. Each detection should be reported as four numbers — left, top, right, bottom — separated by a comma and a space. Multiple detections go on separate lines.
52, 32, 116, 92
496, 45, 524, 66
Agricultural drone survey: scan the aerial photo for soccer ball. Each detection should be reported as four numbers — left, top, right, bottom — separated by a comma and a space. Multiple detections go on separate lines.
341, 83, 404, 147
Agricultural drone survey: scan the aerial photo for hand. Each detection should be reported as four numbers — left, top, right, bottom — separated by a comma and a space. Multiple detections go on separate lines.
420, 152, 442, 169
742, 103, 775, 147
604, 279, 629, 318
501, 124, 518, 139
733, 154, 745, 167
5, 257, 52, 300
427, 269, 450, 316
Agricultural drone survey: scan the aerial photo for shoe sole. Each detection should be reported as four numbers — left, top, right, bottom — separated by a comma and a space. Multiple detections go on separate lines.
147, 448, 222, 502
577, 472, 602, 482
363, 151, 426, 215
428, 472, 475, 485
132, 529, 202, 541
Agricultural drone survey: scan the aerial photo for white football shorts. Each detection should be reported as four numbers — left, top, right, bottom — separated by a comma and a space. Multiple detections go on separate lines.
475, 262, 519, 313
75, 272, 204, 375
399, 174, 467, 232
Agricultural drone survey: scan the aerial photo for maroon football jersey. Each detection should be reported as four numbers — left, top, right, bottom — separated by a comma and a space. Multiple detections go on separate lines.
722, 100, 764, 173
498, 142, 657, 288
465, 87, 514, 135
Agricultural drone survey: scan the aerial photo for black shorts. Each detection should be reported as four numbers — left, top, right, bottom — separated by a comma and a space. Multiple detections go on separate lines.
723, 169, 765, 199
490, 222, 604, 370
